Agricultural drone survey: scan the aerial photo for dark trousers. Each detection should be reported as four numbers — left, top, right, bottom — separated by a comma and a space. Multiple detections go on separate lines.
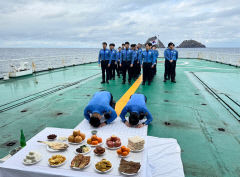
137, 62, 141, 75
101, 60, 110, 82
170, 60, 176, 81
164, 60, 170, 80
153, 65, 157, 75
116, 61, 120, 76
133, 60, 139, 79
122, 61, 132, 82
110, 61, 117, 79
143, 62, 152, 83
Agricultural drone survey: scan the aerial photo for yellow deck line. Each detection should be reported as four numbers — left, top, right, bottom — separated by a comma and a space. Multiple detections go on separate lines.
115, 75, 143, 116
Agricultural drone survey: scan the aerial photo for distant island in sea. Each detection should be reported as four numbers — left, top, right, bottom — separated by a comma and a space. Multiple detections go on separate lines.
144, 36, 206, 48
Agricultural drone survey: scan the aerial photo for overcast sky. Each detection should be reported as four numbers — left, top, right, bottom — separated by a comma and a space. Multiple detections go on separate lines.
0, 0, 239, 48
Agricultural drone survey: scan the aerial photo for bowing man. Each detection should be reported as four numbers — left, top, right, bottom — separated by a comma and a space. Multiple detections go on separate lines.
120, 93, 153, 128
84, 91, 117, 128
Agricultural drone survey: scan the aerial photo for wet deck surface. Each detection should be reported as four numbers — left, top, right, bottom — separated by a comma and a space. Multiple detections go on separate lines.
0, 59, 240, 177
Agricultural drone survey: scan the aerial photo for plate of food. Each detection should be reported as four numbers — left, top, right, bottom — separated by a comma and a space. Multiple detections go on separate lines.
117, 146, 130, 158
75, 145, 91, 155
70, 154, 91, 170
58, 136, 67, 142
48, 155, 66, 167
119, 159, 141, 176
87, 135, 102, 147
93, 146, 105, 156
68, 130, 86, 145
38, 141, 69, 152
95, 159, 112, 173
23, 151, 42, 165
127, 136, 145, 152
47, 134, 57, 141
105, 135, 121, 150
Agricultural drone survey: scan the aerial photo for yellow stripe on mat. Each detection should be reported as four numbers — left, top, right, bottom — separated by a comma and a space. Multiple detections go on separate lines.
115, 75, 142, 116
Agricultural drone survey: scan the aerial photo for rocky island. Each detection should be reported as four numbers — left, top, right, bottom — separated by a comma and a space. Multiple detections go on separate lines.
177, 40, 206, 48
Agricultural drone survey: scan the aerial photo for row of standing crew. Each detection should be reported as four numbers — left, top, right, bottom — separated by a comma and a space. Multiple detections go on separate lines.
98, 41, 178, 85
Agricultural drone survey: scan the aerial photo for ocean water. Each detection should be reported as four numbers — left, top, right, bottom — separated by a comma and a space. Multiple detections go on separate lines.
0, 48, 239, 78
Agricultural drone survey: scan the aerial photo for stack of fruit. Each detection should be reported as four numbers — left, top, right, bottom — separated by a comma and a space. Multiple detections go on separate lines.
106, 135, 121, 148
87, 135, 102, 146
117, 146, 130, 157
68, 130, 86, 144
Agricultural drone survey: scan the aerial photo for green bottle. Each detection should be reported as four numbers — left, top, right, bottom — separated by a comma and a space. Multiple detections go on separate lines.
20, 129, 26, 147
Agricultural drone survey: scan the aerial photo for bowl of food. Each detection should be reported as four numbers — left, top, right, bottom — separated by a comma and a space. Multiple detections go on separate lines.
48, 155, 66, 167
91, 130, 97, 135
70, 154, 91, 170
127, 136, 145, 152
93, 146, 105, 156
119, 159, 141, 175
68, 130, 86, 145
105, 135, 121, 149
95, 159, 112, 173
47, 134, 57, 141
117, 146, 130, 158
87, 135, 102, 146
75, 145, 91, 155
23, 151, 42, 165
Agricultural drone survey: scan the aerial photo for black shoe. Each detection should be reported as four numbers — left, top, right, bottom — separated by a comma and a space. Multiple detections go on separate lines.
171, 80, 176, 83
101, 81, 105, 84
142, 82, 145, 85
122, 81, 125, 84
163, 79, 166, 82
106, 80, 109, 84
113, 78, 115, 80
148, 82, 151, 85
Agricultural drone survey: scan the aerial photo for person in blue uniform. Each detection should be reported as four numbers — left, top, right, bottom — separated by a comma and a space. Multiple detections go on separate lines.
120, 42, 134, 84
120, 93, 153, 128
131, 44, 138, 80
141, 43, 156, 85
98, 42, 111, 84
137, 43, 142, 76
152, 45, 159, 76
122, 43, 125, 50
116, 47, 122, 77
84, 91, 117, 128
164, 42, 178, 83
109, 43, 117, 80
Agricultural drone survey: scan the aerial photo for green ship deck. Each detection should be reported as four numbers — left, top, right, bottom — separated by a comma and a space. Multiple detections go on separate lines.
1, 58, 240, 177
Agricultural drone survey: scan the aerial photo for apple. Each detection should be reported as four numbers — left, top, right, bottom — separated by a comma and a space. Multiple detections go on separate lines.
111, 135, 118, 141
107, 140, 114, 148
114, 140, 121, 147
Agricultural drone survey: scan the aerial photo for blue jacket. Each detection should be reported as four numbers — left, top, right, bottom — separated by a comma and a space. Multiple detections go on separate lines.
120, 94, 153, 125
152, 49, 159, 61
120, 48, 134, 64
137, 48, 142, 63
141, 49, 156, 65
132, 50, 138, 61
98, 49, 111, 64
110, 49, 117, 62
164, 48, 178, 61
84, 91, 117, 124
117, 51, 121, 61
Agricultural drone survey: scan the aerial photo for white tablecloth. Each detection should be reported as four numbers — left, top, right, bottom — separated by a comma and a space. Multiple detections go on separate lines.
0, 127, 147, 177
0, 120, 184, 177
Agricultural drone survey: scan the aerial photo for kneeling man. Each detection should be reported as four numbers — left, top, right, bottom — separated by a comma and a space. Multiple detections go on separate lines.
120, 93, 153, 128
84, 91, 117, 128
